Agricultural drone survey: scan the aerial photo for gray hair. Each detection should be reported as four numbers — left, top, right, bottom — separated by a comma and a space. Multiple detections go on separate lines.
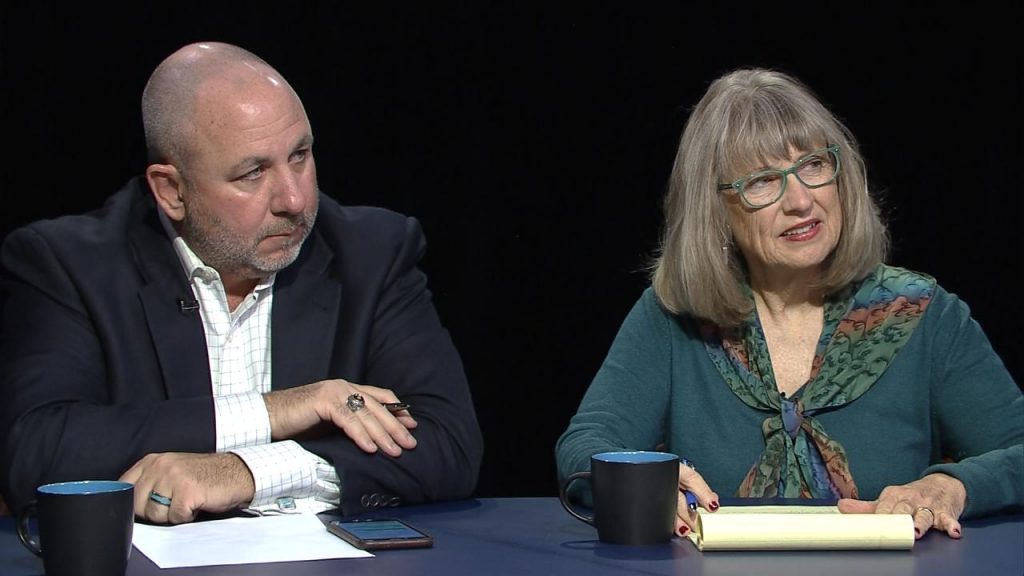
651, 68, 889, 327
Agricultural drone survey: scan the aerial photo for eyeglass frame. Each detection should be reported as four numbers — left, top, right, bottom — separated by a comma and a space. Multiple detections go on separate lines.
717, 144, 842, 209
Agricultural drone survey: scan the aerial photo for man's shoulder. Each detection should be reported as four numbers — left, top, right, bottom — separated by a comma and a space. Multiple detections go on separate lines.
316, 195, 410, 230
2, 178, 146, 252
304, 195, 426, 278
314, 194, 419, 246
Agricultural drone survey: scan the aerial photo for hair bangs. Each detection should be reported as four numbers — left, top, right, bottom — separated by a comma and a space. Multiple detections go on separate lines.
716, 88, 834, 181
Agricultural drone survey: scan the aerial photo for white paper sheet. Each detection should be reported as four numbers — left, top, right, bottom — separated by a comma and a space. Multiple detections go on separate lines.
133, 513, 373, 568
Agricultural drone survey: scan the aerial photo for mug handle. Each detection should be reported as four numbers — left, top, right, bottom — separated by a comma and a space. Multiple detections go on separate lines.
16, 500, 43, 557
558, 471, 595, 525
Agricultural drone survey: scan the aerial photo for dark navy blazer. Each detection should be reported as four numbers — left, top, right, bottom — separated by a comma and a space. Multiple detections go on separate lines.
0, 177, 483, 515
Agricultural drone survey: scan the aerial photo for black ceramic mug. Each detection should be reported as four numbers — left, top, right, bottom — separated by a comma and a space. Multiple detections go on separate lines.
17, 480, 135, 576
559, 451, 679, 545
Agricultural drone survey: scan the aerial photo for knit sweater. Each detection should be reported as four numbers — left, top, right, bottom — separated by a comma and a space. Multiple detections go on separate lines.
556, 282, 1023, 518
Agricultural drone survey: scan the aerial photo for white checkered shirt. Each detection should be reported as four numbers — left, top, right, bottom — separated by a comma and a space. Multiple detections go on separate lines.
164, 218, 340, 514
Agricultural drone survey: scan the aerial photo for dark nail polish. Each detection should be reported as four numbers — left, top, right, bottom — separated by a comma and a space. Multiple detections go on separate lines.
677, 525, 689, 537
708, 501, 719, 511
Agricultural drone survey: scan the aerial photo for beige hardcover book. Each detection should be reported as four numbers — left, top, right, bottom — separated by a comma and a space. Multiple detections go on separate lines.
686, 506, 915, 551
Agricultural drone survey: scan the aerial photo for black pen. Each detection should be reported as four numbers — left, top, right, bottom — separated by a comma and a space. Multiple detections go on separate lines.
384, 402, 411, 413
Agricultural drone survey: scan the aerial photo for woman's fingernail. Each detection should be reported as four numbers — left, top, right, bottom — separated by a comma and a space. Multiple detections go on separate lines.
952, 528, 961, 538
914, 528, 922, 538
708, 501, 719, 511
677, 525, 690, 536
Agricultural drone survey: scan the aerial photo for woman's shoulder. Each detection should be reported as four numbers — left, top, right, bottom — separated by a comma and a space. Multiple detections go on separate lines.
872, 264, 937, 292
635, 286, 686, 320
870, 264, 974, 328
874, 264, 963, 301
628, 286, 707, 339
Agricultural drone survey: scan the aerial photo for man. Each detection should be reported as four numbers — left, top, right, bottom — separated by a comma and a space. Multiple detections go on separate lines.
0, 42, 483, 524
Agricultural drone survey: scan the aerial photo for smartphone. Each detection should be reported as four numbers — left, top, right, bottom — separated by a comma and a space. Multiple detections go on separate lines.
326, 518, 434, 550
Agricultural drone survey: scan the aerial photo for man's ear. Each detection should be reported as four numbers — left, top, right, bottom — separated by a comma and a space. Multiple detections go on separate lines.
146, 163, 186, 222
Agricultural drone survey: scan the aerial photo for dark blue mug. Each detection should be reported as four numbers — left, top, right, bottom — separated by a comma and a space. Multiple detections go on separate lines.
17, 480, 135, 576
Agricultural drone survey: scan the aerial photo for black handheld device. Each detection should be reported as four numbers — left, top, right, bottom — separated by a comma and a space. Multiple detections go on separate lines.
326, 518, 434, 550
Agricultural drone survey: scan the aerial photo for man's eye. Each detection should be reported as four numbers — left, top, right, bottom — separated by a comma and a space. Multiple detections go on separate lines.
291, 149, 308, 163
240, 166, 264, 181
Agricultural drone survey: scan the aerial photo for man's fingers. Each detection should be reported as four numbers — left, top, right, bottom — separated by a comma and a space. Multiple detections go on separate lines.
166, 498, 198, 525
351, 406, 402, 456
139, 487, 173, 524
332, 401, 379, 452
368, 403, 417, 450
333, 399, 417, 456
119, 452, 255, 524
338, 386, 419, 453
131, 486, 153, 519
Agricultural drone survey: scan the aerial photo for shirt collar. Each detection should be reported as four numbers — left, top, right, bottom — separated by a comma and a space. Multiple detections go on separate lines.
158, 209, 276, 292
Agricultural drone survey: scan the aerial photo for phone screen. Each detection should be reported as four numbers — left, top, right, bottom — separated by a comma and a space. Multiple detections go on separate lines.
327, 518, 433, 550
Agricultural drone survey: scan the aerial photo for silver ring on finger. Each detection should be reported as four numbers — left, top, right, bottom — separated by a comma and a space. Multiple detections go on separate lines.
913, 506, 935, 524
346, 393, 366, 413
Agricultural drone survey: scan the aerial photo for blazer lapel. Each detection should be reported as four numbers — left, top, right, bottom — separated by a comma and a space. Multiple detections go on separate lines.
271, 231, 341, 390
128, 186, 213, 399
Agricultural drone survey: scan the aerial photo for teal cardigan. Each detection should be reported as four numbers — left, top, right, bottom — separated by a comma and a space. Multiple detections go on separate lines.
556, 283, 1023, 518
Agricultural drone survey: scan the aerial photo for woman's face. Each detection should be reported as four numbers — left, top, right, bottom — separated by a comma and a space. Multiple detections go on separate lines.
722, 146, 842, 286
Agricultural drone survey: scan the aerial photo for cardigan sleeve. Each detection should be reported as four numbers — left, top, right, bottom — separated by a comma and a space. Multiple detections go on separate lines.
920, 286, 1023, 518
555, 288, 676, 503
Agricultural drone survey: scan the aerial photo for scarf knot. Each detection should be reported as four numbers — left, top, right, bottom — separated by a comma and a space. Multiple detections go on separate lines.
703, 265, 935, 499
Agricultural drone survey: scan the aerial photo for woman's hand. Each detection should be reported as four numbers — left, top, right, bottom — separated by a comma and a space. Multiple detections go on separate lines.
675, 460, 720, 538
838, 473, 966, 539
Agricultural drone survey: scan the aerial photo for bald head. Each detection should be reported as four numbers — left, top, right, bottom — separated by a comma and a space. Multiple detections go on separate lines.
141, 42, 302, 166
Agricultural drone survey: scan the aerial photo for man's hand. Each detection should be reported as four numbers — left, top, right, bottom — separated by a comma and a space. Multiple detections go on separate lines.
119, 452, 256, 524
263, 379, 418, 456
838, 473, 966, 539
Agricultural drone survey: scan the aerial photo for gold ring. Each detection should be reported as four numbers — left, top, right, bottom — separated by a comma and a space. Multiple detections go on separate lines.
914, 506, 935, 523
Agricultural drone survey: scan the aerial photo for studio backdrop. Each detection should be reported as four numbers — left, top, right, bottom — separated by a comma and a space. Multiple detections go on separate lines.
1, 3, 1020, 497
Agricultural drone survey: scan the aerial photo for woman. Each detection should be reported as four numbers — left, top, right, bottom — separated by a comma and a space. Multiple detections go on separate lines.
555, 68, 1022, 540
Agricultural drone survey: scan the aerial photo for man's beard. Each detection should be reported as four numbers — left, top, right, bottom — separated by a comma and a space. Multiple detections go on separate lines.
181, 197, 318, 280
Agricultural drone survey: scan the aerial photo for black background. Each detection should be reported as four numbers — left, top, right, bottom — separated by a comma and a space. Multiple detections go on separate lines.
2, 3, 1020, 499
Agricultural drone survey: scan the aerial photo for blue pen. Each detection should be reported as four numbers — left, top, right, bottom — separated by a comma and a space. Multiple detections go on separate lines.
681, 458, 698, 511
683, 490, 698, 512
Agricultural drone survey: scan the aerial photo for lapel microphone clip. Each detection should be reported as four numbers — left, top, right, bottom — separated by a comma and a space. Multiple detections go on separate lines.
177, 298, 200, 314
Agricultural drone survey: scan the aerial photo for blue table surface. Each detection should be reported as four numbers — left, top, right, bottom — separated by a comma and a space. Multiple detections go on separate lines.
3, 497, 1022, 576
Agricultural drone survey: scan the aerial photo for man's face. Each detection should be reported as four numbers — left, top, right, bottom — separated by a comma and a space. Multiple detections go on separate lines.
177, 77, 319, 283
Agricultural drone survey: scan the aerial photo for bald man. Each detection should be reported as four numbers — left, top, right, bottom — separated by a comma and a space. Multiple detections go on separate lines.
0, 42, 483, 524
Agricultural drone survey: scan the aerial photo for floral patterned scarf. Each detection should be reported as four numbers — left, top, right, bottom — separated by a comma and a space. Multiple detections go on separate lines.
702, 265, 936, 499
